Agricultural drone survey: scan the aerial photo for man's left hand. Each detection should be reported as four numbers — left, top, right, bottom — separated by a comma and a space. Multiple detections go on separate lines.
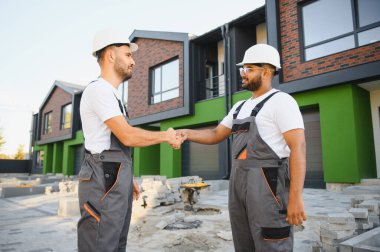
286, 195, 307, 225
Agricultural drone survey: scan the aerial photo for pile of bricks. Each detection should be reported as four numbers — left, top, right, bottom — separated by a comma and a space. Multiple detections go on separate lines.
319, 213, 356, 252
349, 195, 380, 233
317, 195, 380, 251
137, 175, 203, 208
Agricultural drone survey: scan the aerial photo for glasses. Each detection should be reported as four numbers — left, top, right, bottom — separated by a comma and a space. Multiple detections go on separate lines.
239, 66, 263, 74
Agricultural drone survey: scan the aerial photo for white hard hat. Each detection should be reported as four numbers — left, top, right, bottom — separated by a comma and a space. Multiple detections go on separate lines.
236, 44, 281, 70
92, 28, 138, 57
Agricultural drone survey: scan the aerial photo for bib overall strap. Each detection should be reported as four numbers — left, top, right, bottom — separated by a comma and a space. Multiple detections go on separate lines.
233, 101, 247, 119
113, 94, 129, 118
250, 91, 280, 117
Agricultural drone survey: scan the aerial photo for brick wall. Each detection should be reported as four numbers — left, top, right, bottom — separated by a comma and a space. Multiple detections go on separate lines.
40, 87, 72, 140
279, 0, 380, 82
127, 38, 184, 119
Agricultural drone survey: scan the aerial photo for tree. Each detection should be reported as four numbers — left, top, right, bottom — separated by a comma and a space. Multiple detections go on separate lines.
14, 144, 25, 160
0, 129, 5, 151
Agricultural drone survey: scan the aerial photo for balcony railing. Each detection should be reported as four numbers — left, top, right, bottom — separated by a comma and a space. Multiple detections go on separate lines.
197, 74, 225, 101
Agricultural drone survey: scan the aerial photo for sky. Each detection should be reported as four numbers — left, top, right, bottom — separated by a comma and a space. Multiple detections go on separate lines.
0, 0, 265, 156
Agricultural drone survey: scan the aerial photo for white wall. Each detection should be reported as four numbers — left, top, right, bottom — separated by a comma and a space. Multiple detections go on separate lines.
370, 90, 380, 178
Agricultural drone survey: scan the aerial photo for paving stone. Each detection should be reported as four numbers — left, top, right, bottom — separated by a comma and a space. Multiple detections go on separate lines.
320, 222, 356, 231
327, 213, 355, 224
322, 242, 338, 252
320, 228, 355, 239
356, 222, 373, 230
349, 208, 368, 219
357, 200, 380, 211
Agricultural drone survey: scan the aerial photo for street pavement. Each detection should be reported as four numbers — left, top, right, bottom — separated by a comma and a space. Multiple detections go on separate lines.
0, 181, 379, 252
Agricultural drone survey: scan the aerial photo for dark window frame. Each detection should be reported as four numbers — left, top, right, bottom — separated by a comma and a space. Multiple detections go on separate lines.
299, 0, 380, 62
43, 111, 53, 134
60, 103, 72, 130
149, 57, 180, 105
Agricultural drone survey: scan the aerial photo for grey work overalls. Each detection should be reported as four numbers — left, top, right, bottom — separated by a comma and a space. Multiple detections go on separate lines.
77, 94, 133, 252
229, 91, 293, 252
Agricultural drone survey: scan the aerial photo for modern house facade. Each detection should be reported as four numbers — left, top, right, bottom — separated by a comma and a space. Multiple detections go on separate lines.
31, 80, 85, 175
31, 0, 380, 188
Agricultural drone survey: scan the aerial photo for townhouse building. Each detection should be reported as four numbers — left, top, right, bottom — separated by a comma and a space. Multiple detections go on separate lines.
31, 0, 380, 188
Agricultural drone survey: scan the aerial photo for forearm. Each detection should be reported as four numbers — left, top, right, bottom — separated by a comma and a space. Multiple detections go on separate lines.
105, 116, 171, 147
122, 127, 169, 147
288, 144, 306, 199
185, 129, 225, 145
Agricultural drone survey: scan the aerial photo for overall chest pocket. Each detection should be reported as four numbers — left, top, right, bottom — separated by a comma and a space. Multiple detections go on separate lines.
232, 121, 251, 160
231, 121, 250, 134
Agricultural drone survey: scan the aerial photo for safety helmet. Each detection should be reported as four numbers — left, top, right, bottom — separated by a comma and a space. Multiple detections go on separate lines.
236, 44, 281, 70
92, 28, 138, 57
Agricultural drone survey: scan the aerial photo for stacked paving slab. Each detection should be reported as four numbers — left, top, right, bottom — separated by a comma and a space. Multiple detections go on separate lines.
317, 195, 380, 252
319, 213, 356, 252
349, 195, 380, 233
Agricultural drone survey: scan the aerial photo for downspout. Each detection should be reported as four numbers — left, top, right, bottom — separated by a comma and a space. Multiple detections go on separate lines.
222, 23, 232, 179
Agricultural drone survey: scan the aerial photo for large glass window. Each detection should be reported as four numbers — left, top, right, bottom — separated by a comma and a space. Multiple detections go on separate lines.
43, 112, 52, 134
301, 0, 380, 61
150, 58, 179, 104
61, 103, 72, 129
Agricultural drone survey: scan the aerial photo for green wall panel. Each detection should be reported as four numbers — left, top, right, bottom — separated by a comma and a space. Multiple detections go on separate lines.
294, 84, 375, 183
352, 85, 376, 179
62, 131, 84, 175
52, 142, 63, 173
161, 96, 227, 129
159, 142, 181, 178
133, 144, 160, 176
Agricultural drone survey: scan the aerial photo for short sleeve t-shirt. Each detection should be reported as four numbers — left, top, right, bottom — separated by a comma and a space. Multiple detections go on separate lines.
220, 88, 304, 158
80, 78, 126, 154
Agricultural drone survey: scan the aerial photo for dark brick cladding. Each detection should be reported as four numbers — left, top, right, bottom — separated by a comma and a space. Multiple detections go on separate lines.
279, 0, 380, 82
40, 88, 72, 140
127, 38, 184, 119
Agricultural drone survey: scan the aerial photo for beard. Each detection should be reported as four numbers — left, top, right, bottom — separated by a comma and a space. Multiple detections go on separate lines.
114, 58, 132, 82
242, 75, 262, 91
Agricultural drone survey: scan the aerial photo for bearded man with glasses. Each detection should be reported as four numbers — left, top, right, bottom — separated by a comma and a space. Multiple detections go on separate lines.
177, 44, 306, 251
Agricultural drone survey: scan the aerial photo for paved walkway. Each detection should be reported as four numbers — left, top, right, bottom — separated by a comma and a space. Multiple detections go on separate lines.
0, 183, 380, 251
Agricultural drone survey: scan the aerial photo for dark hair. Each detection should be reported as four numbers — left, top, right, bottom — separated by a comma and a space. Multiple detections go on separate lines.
96, 43, 130, 62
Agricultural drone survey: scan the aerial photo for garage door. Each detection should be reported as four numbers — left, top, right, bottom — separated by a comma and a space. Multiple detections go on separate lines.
302, 107, 325, 188
181, 125, 227, 180
74, 144, 84, 175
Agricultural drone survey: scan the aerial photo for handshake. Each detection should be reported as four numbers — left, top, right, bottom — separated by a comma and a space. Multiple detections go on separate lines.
166, 128, 187, 150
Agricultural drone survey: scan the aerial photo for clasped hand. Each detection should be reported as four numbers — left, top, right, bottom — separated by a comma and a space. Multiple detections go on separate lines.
166, 128, 187, 149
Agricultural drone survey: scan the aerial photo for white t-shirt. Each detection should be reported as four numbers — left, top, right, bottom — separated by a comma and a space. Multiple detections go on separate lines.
221, 88, 304, 158
80, 78, 126, 154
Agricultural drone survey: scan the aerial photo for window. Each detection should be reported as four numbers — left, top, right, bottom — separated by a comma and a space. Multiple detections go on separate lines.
43, 112, 52, 134
61, 103, 72, 129
150, 58, 179, 104
301, 0, 380, 61
118, 81, 128, 105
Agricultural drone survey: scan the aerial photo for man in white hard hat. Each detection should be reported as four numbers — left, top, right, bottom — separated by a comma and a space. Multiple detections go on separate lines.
177, 44, 306, 251
77, 28, 183, 252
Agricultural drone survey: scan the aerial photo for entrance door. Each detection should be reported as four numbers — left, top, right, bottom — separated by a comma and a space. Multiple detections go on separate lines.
181, 125, 226, 180
302, 107, 325, 188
